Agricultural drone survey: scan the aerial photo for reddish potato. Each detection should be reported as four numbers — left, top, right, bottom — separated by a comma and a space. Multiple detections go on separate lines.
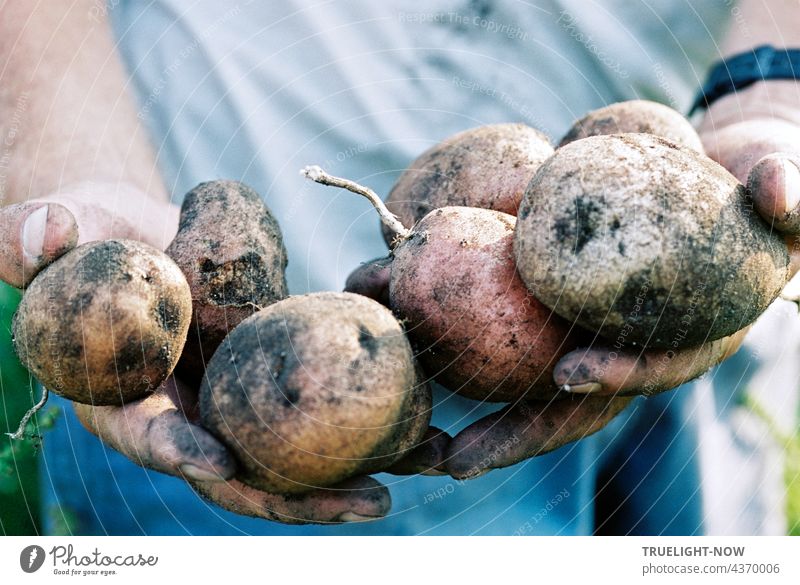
391, 207, 589, 401
344, 256, 392, 306
559, 99, 703, 152
304, 166, 588, 403
383, 123, 553, 244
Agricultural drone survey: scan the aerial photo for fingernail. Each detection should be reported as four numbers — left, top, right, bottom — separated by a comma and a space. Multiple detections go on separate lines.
180, 463, 225, 482
21, 205, 48, 259
337, 512, 382, 523
561, 382, 602, 394
782, 159, 800, 214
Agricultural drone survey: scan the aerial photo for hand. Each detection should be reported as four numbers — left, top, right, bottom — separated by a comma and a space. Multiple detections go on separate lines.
73, 376, 407, 524
0, 181, 179, 288
446, 395, 633, 479
700, 80, 800, 268
1, 186, 447, 524
74, 377, 450, 523
349, 82, 800, 478
552, 81, 800, 399
447, 327, 746, 477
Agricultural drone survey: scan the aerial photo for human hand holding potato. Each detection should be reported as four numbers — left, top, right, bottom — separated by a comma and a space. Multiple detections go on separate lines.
345, 228, 739, 480
74, 372, 449, 524
449, 88, 800, 477
0, 181, 446, 524
343, 94, 799, 480
73, 375, 404, 524
553, 82, 800, 398
345, 255, 633, 479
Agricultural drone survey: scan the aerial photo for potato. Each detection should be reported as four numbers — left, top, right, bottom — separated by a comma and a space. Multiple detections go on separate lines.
199, 292, 430, 494
302, 165, 592, 402
559, 99, 703, 152
390, 206, 589, 402
344, 256, 392, 306
166, 180, 288, 382
12, 239, 192, 405
515, 133, 789, 349
382, 123, 553, 244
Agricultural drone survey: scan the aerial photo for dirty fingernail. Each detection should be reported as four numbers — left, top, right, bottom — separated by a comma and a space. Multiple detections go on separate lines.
337, 512, 382, 523
21, 205, 48, 259
180, 463, 226, 482
782, 159, 800, 214
562, 382, 602, 394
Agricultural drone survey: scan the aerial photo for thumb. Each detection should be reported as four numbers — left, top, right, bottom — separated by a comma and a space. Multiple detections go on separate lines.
0, 201, 78, 288
0, 182, 179, 288
746, 153, 800, 234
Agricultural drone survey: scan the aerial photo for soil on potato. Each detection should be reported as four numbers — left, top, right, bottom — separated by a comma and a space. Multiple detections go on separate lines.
199, 292, 429, 494
166, 180, 288, 382
559, 100, 704, 153
12, 239, 191, 405
515, 133, 788, 348
389, 206, 590, 402
383, 123, 553, 243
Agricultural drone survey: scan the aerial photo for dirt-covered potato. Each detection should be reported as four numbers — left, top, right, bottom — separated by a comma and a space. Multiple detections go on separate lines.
515, 133, 789, 349
559, 100, 703, 152
391, 206, 589, 402
13, 239, 192, 405
382, 123, 553, 244
199, 292, 430, 494
166, 180, 288, 382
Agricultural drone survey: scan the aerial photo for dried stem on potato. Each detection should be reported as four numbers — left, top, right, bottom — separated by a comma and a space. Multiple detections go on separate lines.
301, 165, 411, 240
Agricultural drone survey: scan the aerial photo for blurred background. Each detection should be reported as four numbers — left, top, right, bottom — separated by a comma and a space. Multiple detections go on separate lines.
1, 276, 798, 535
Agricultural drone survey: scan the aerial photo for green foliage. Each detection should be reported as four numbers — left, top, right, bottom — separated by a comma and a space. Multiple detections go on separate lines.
0, 283, 48, 535
786, 444, 800, 536
0, 407, 59, 492
742, 393, 800, 536
46, 503, 80, 536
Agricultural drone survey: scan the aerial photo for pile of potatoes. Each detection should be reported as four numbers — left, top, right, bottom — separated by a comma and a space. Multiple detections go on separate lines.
311, 100, 788, 404
10, 99, 790, 497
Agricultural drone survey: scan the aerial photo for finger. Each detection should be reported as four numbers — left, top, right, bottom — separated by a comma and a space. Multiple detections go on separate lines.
0, 202, 78, 288
747, 154, 800, 234
0, 185, 179, 288
40, 188, 179, 250
552, 328, 747, 397
446, 395, 632, 479
191, 475, 391, 525
73, 379, 235, 482
702, 119, 800, 183
384, 427, 450, 476
344, 256, 391, 306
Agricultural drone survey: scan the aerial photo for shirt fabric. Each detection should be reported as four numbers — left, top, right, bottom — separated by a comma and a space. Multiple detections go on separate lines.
40, 0, 800, 535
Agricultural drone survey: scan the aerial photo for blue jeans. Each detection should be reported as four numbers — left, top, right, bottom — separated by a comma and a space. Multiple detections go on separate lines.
40, 386, 706, 535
